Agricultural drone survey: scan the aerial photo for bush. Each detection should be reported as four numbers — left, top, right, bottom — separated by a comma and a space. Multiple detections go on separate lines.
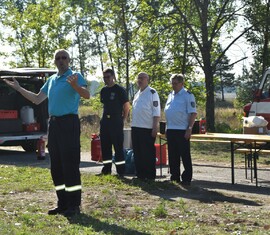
215, 122, 232, 133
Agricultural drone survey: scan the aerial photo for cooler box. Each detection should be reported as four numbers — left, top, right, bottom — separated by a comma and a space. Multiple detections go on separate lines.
155, 144, 167, 165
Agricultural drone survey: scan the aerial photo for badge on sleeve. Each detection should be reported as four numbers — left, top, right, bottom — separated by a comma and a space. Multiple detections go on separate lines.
153, 101, 158, 107
191, 101, 195, 108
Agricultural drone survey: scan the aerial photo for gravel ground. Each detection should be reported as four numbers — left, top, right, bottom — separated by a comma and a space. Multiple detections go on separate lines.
1, 147, 269, 190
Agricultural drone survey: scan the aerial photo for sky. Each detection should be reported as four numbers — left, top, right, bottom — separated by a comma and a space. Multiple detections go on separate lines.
220, 8, 255, 77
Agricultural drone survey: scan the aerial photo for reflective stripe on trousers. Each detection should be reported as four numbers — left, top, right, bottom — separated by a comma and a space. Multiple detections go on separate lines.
103, 159, 113, 164
115, 160, 125, 165
55, 184, 82, 192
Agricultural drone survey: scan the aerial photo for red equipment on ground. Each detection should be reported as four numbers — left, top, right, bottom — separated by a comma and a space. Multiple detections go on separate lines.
91, 134, 102, 162
155, 143, 167, 165
199, 118, 206, 134
37, 137, 46, 160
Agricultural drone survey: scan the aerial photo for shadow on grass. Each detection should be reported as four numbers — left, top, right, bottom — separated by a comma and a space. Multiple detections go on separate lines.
0, 148, 103, 170
192, 179, 270, 196
67, 213, 149, 235
0, 149, 50, 168
119, 177, 263, 207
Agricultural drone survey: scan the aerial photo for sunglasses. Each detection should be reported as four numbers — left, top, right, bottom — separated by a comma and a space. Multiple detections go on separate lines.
55, 56, 68, 61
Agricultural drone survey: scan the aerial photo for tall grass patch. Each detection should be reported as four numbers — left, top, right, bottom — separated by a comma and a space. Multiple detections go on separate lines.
215, 107, 243, 133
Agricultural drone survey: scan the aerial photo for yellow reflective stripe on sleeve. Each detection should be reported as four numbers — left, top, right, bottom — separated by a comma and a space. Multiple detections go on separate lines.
65, 185, 82, 192
55, 184, 65, 191
115, 161, 125, 165
103, 160, 113, 164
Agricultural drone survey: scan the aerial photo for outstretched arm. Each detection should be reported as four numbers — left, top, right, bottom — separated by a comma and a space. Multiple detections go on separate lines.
4, 78, 47, 105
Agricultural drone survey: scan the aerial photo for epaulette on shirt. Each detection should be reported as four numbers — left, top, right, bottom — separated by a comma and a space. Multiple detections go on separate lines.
150, 89, 156, 94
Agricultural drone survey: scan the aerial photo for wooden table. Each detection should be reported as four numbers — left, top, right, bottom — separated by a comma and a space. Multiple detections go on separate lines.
158, 132, 270, 186
192, 133, 270, 186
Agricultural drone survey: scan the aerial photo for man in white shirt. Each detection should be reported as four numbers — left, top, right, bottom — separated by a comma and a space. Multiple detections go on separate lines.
131, 72, 160, 180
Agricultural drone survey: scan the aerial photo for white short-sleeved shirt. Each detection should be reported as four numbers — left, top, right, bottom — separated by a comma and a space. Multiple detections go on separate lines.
132, 86, 161, 129
164, 87, 197, 130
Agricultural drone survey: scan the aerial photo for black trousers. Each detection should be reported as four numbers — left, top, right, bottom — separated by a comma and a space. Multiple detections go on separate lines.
48, 114, 81, 209
131, 127, 156, 179
100, 116, 125, 174
166, 129, 193, 182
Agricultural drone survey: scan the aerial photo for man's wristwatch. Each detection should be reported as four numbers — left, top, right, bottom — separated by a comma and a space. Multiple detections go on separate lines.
188, 126, 192, 130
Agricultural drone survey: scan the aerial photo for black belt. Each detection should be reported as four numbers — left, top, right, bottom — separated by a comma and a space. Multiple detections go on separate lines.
103, 114, 121, 119
50, 114, 78, 121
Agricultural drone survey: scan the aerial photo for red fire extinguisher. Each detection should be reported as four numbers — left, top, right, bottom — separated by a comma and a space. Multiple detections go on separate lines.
37, 137, 46, 160
199, 118, 206, 134
91, 134, 102, 162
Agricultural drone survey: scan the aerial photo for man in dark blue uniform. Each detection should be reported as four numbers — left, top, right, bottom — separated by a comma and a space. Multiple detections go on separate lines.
4, 49, 90, 216
99, 68, 130, 176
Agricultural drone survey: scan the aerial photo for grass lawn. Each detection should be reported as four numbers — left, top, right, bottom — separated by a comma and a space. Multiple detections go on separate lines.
1, 152, 270, 235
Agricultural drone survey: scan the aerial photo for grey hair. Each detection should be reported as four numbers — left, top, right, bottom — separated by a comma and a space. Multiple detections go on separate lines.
54, 49, 70, 60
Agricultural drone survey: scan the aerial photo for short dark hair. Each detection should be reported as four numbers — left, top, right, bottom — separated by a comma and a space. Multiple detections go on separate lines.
103, 68, 115, 76
170, 74, 185, 83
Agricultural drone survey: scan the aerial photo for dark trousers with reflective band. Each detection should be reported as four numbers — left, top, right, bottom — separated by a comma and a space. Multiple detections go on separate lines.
131, 127, 156, 179
100, 116, 125, 174
166, 129, 193, 182
48, 114, 81, 209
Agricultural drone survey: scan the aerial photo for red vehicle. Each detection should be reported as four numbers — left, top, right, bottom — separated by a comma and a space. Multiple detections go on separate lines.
243, 67, 270, 129
0, 68, 56, 152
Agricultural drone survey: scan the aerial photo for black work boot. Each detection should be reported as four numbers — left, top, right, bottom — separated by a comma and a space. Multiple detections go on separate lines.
63, 206, 80, 217
48, 207, 67, 215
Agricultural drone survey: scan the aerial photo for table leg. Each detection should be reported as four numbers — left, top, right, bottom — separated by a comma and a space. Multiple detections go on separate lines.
231, 141, 235, 184
254, 152, 258, 187
159, 137, 162, 177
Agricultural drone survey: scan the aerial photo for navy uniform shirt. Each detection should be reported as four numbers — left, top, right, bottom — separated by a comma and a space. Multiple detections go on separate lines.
100, 84, 128, 117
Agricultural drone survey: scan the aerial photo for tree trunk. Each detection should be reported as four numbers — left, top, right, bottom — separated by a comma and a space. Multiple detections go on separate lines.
121, 2, 130, 100
205, 70, 215, 132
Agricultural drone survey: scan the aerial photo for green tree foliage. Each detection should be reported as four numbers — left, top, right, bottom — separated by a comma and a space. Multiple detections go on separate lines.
168, 0, 251, 131
214, 45, 235, 101
235, 58, 263, 108
244, 0, 270, 74
1, 0, 72, 67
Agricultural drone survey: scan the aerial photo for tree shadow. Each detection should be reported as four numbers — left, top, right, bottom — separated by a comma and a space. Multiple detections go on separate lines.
0, 148, 50, 168
67, 213, 149, 235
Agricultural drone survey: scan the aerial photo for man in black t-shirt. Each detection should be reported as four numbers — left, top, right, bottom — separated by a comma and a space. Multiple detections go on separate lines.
99, 68, 130, 175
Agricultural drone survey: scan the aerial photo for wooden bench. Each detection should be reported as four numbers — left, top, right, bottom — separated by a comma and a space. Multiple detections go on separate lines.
235, 148, 270, 154
235, 148, 270, 182
191, 139, 230, 144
